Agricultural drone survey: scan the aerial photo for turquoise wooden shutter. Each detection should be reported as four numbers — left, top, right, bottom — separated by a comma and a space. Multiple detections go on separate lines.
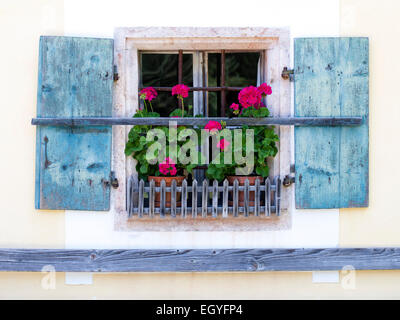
35, 36, 113, 210
294, 37, 369, 209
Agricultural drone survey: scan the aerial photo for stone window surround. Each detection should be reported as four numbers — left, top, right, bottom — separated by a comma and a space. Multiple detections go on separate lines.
112, 27, 292, 231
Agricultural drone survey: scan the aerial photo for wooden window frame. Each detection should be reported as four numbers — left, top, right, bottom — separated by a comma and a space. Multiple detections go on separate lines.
113, 27, 292, 231
139, 49, 263, 116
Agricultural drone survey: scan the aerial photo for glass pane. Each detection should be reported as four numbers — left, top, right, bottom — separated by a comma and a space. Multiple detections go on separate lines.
207, 53, 220, 117
141, 53, 193, 116
207, 52, 260, 116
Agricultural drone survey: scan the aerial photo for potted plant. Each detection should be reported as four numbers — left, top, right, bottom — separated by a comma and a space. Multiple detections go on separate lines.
125, 84, 197, 208
205, 83, 279, 206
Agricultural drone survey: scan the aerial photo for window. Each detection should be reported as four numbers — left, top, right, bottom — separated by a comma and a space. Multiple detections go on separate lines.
140, 50, 261, 117
112, 27, 292, 231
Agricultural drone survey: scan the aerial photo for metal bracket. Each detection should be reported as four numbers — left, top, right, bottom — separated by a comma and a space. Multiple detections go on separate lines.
283, 175, 295, 187
103, 171, 119, 189
281, 67, 294, 82
282, 164, 295, 187
113, 65, 119, 81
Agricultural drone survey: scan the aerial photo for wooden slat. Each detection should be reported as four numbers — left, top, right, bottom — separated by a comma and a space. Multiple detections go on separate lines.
255, 178, 260, 217
126, 176, 132, 216
181, 179, 187, 218
192, 179, 198, 218
149, 179, 155, 218
171, 179, 177, 218
131, 176, 139, 217
275, 176, 281, 216
202, 180, 208, 217
2, 248, 400, 272
222, 179, 229, 218
138, 179, 144, 218
32, 116, 362, 127
244, 179, 249, 217
265, 178, 271, 216
233, 179, 239, 217
160, 179, 166, 218
212, 180, 218, 218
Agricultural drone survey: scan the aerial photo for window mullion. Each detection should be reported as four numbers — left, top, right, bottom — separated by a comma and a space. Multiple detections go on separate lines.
220, 50, 226, 116
192, 51, 204, 116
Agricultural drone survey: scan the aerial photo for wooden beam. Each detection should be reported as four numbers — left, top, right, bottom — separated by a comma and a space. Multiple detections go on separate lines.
1, 248, 400, 272
31, 117, 363, 127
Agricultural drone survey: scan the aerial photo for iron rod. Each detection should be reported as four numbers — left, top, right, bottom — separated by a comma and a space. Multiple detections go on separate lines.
32, 116, 363, 126
178, 50, 183, 109
138, 86, 243, 92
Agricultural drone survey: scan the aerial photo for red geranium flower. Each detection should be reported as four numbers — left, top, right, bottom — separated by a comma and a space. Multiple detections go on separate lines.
229, 103, 239, 111
257, 83, 272, 97
238, 86, 262, 108
172, 84, 189, 98
140, 87, 158, 101
204, 120, 222, 134
159, 157, 177, 176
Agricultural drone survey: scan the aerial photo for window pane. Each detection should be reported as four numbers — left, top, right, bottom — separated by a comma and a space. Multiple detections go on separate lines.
207, 53, 220, 117
141, 53, 193, 116
208, 52, 260, 116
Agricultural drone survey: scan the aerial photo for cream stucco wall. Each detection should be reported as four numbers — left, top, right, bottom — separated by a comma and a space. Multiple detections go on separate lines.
339, 0, 400, 247
0, 0, 65, 248
0, 0, 400, 299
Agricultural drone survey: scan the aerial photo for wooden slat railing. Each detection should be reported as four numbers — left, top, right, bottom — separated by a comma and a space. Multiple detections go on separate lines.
127, 176, 281, 218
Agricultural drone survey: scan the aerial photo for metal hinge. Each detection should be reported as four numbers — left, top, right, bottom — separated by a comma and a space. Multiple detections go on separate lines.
113, 65, 119, 81
281, 67, 294, 82
103, 171, 119, 189
283, 164, 296, 187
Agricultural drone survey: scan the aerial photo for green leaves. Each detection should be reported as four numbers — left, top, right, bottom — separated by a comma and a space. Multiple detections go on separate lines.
126, 107, 279, 181
239, 106, 270, 118
125, 108, 204, 181
205, 125, 278, 181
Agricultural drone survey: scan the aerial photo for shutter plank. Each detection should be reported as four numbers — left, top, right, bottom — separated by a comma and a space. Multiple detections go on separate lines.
294, 37, 369, 209
35, 36, 113, 210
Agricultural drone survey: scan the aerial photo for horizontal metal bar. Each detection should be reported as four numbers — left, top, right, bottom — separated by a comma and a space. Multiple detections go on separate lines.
139, 86, 243, 92
1, 248, 400, 272
31, 116, 363, 126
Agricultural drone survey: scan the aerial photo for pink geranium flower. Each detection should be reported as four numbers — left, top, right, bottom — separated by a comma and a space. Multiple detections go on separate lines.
170, 166, 177, 176
229, 103, 239, 111
172, 84, 189, 98
230, 103, 240, 115
257, 83, 272, 97
140, 87, 158, 101
217, 138, 230, 150
159, 157, 177, 176
238, 86, 262, 108
204, 120, 222, 134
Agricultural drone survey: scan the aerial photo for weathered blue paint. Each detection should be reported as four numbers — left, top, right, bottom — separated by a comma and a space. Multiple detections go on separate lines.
294, 38, 369, 209
35, 36, 113, 210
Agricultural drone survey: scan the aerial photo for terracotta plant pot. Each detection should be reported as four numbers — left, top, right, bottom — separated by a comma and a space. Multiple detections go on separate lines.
148, 176, 185, 208
227, 175, 264, 207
